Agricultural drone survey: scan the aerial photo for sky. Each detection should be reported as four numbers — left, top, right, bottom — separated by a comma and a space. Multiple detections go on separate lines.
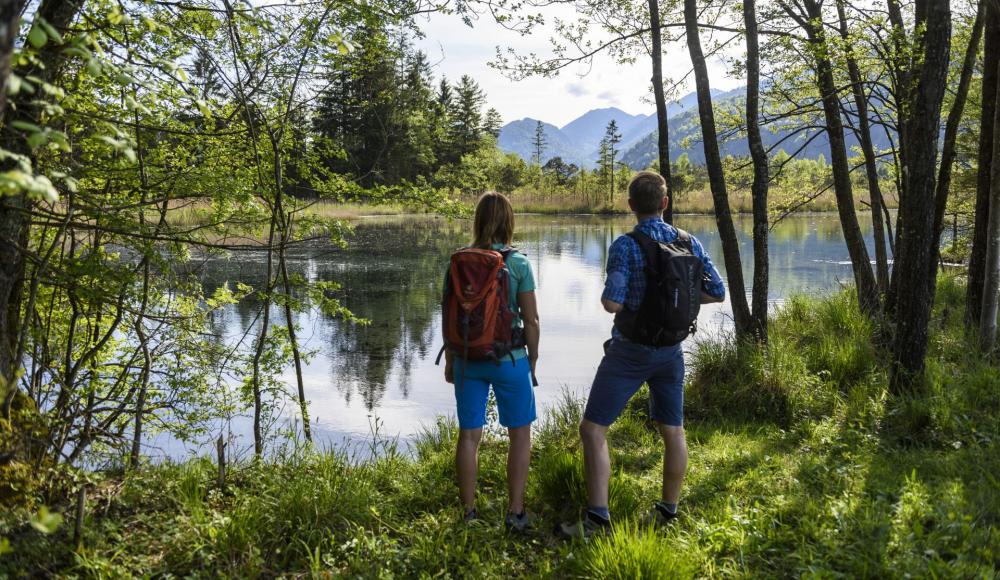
412, 5, 744, 128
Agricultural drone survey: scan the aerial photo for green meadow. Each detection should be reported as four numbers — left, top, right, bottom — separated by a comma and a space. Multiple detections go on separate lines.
2, 277, 997, 578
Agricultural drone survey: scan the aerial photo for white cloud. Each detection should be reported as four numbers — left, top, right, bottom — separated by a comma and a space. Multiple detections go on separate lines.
566, 82, 589, 97
596, 90, 619, 105
412, 8, 743, 126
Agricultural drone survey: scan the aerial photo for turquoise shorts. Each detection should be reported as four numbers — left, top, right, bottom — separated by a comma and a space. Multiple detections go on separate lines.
453, 356, 536, 429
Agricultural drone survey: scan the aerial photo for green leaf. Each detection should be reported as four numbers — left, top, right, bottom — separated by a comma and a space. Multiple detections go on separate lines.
47, 130, 71, 152
29, 175, 59, 203
86, 58, 101, 77
10, 120, 42, 133
97, 135, 120, 148
29, 507, 62, 534
38, 18, 62, 43
0, 536, 11, 556
6, 74, 21, 96
195, 99, 212, 119
28, 25, 47, 49
38, 81, 64, 99
62, 46, 92, 59
26, 132, 48, 148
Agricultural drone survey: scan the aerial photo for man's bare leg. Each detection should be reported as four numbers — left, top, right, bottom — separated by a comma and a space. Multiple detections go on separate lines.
580, 419, 611, 510
657, 422, 687, 505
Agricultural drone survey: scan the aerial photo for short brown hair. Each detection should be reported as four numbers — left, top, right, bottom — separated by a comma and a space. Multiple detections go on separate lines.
473, 192, 515, 248
628, 171, 667, 215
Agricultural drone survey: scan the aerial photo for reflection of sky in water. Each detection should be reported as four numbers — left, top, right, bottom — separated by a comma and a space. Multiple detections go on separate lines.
152, 213, 885, 459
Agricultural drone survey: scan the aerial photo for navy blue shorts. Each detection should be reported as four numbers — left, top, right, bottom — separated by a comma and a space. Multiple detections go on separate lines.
583, 339, 685, 427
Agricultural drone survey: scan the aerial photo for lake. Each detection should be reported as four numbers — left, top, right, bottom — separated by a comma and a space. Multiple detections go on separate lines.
153, 213, 884, 458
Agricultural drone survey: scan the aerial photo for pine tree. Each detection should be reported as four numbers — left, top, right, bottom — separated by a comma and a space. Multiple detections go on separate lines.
396, 49, 437, 180
191, 46, 225, 99
483, 108, 503, 140
433, 78, 455, 165
602, 120, 622, 204
450, 75, 486, 161
314, 26, 402, 187
532, 120, 547, 165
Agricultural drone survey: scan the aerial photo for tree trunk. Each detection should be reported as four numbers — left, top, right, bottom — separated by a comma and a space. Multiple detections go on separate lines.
684, 0, 752, 336
967, 3, 999, 328
836, 0, 891, 296
795, 0, 880, 315
0, 0, 20, 120
273, 146, 311, 442
929, 2, 984, 302
0, 0, 77, 389
648, 0, 674, 224
889, 0, 952, 391
980, 55, 1000, 351
744, 0, 769, 342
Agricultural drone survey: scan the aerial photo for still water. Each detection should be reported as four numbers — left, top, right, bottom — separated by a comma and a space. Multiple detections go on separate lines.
154, 213, 881, 457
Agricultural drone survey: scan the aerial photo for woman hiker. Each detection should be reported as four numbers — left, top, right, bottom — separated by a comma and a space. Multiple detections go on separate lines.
441, 192, 540, 532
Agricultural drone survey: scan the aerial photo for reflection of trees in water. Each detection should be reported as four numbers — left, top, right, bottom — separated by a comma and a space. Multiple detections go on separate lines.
189, 213, 873, 415
321, 218, 465, 410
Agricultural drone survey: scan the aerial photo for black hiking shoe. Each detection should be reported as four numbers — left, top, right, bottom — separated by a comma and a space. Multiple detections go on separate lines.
463, 508, 479, 523
557, 510, 611, 539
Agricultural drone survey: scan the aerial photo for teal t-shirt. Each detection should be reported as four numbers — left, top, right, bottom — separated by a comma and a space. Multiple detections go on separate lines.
490, 244, 537, 326
492, 244, 535, 359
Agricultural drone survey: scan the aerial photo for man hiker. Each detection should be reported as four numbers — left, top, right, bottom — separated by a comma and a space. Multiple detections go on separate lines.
559, 171, 725, 537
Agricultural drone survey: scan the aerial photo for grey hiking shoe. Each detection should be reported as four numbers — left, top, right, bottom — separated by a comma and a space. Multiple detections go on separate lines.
557, 511, 611, 539
463, 508, 479, 523
504, 511, 533, 534
640, 501, 679, 527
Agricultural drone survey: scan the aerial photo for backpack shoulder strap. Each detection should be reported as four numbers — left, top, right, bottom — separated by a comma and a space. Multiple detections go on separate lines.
625, 231, 660, 272
625, 230, 653, 247
672, 228, 694, 249
498, 246, 524, 260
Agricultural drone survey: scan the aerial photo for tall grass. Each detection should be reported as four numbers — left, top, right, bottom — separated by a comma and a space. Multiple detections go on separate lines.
2, 276, 997, 577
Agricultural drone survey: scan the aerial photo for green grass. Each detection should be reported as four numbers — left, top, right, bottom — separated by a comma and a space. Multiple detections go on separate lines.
2, 276, 998, 578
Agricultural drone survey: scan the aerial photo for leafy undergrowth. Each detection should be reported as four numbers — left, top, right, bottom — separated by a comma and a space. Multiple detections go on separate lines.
2, 277, 998, 578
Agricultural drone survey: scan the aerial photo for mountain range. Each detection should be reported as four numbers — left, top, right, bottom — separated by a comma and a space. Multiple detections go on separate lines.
497, 87, 894, 169
497, 89, 714, 168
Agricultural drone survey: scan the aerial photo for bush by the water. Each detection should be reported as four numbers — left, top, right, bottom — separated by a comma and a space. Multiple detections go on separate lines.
1, 276, 997, 577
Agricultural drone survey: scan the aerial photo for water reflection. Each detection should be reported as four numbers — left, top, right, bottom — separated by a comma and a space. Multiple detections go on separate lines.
191, 213, 883, 446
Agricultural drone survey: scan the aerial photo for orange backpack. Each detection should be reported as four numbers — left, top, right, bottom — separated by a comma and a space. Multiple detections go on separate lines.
436, 247, 519, 364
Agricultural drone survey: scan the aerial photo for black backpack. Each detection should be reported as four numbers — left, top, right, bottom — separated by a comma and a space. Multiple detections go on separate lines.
613, 229, 704, 347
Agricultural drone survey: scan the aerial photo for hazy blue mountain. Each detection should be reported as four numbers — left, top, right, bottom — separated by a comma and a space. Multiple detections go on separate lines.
497, 118, 589, 165
498, 90, 722, 167
616, 88, 726, 153
559, 107, 649, 150
620, 87, 896, 169
494, 87, 878, 170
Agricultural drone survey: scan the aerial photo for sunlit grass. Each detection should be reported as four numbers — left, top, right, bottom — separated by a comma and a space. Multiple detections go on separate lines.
2, 276, 997, 577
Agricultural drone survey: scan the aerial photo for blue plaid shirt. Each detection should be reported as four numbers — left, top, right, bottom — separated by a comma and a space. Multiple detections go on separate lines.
603, 217, 726, 338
